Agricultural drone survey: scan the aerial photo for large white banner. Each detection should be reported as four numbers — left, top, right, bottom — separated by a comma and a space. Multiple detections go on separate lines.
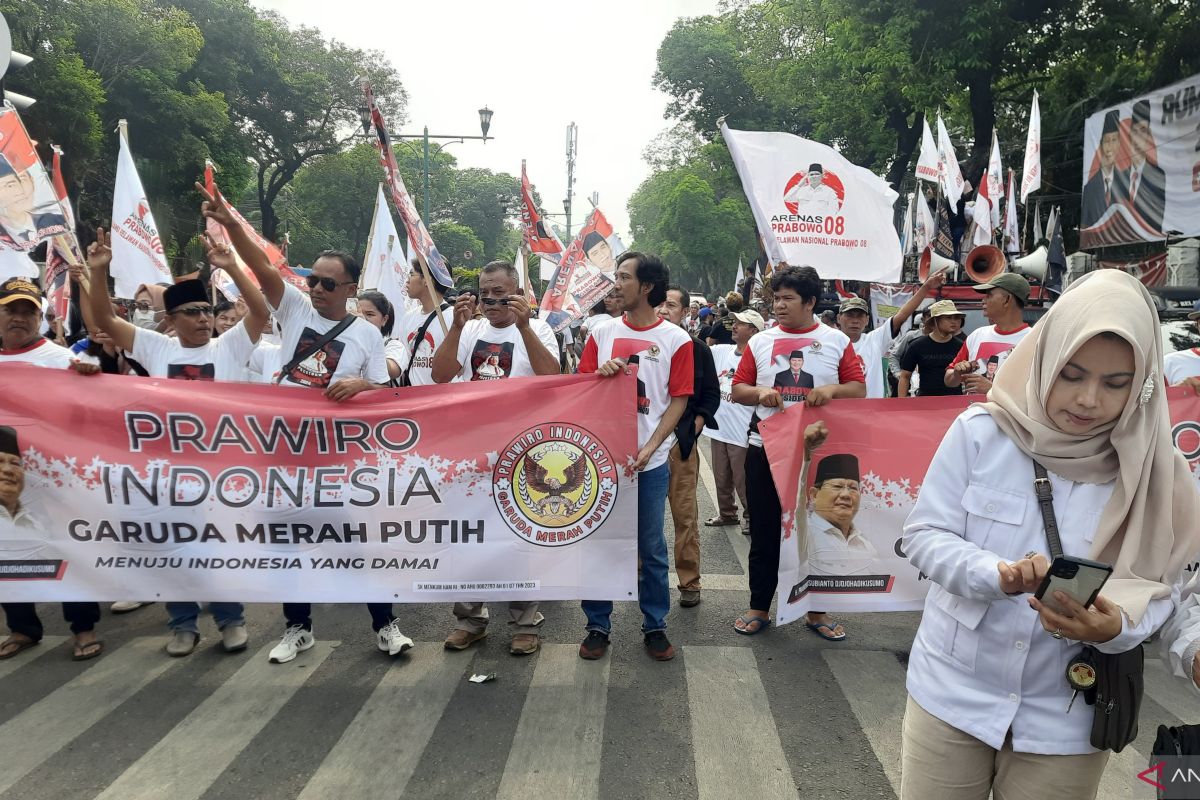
1080, 73, 1200, 248
0, 367, 638, 602
722, 123, 902, 282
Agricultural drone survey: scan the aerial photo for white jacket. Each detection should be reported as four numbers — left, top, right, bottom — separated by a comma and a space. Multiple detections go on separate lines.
902, 405, 1174, 754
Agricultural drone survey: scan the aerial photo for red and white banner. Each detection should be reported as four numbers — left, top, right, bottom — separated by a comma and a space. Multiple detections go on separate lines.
111, 122, 173, 298
1080, 73, 1200, 247
1097, 253, 1169, 287
0, 107, 70, 252
45, 145, 82, 323
203, 162, 307, 299
0, 368, 638, 602
936, 114, 966, 210
723, 122, 902, 282
520, 160, 564, 257
361, 81, 454, 288
761, 390, 1200, 626
539, 208, 618, 333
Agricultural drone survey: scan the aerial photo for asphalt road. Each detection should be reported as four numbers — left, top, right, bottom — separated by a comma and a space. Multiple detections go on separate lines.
0, 439, 1193, 799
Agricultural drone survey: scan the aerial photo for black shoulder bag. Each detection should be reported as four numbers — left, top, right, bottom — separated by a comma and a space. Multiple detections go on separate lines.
397, 302, 450, 387
273, 315, 356, 386
1034, 460, 1144, 753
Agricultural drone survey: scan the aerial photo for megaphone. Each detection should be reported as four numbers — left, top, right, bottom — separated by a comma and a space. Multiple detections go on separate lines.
1011, 245, 1049, 281
964, 245, 1006, 284
919, 246, 960, 282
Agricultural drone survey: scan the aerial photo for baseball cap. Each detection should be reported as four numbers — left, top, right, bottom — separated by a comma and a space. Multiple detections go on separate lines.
1188, 299, 1200, 321
0, 277, 42, 308
973, 272, 1031, 304
927, 299, 965, 318
732, 309, 766, 331
838, 297, 869, 314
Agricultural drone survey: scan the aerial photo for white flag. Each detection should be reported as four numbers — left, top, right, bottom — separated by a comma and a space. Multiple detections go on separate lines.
936, 114, 966, 209
362, 184, 413, 315
915, 191, 935, 254
722, 123, 902, 282
972, 169, 993, 247
1033, 200, 1044, 244
734, 258, 745, 292
1003, 170, 1020, 254
916, 117, 940, 183
986, 130, 1003, 230
900, 194, 915, 254
110, 121, 172, 298
0, 246, 38, 281
1021, 90, 1041, 202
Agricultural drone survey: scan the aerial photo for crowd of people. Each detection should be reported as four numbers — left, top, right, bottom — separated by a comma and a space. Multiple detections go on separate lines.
4, 179, 1200, 799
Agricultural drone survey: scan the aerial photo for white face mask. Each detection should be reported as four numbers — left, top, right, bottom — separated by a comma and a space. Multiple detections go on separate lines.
132, 309, 157, 329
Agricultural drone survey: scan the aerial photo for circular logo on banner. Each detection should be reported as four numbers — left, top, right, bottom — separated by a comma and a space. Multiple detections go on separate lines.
493, 423, 618, 547
783, 169, 846, 215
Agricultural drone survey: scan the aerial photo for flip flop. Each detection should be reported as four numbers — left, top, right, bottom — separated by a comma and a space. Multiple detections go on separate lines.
806, 621, 847, 641
0, 637, 38, 660
733, 614, 771, 636
72, 639, 104, 661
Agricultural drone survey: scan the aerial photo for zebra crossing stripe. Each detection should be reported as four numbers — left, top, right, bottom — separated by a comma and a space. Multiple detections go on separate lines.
297, 647, 464, 800
685, 646, 798, 800
822, 649, 907, 794
95, 641, 335, 800
496, 644, 610, 800
0, 637, 177, 796
0, 636, 67, 681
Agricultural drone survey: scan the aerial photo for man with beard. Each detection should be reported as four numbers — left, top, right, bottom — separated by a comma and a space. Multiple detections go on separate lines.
0, 426, 103, 661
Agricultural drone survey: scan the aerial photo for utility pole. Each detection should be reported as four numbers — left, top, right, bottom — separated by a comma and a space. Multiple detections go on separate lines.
564, 122, 578, 239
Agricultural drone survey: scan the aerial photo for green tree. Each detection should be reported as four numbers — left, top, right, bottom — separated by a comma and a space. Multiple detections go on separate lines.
429, 222, 484, 270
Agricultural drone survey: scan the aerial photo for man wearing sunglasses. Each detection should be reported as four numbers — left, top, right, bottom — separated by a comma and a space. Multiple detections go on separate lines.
429, 260, 559, 655
197, 183, 410, 664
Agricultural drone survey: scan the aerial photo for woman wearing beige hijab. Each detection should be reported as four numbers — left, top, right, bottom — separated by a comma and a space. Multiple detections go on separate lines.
898, 269, 1199, 799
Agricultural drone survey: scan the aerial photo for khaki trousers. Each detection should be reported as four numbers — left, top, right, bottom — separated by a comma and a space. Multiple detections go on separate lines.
667, 442, 701, 591
452, 602, 543, 636
900, 697, 1108, 800
708, 438, 748, 520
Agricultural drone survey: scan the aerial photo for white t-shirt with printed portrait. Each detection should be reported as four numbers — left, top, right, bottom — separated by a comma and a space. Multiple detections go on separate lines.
131, 322, 256, 381
270, 283, 389, 389
705, 343, 754, 447
393, 304, 455, 386
453, 318, 558, 382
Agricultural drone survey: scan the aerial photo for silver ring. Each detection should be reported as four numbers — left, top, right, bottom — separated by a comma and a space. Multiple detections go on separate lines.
1051, 629, 1064, 640
1024, 551, 1039, 560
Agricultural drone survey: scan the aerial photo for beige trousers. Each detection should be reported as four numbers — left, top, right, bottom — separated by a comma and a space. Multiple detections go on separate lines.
667, 442, 701, 591
900, 697, 1108, 800
451, 602, 543, 636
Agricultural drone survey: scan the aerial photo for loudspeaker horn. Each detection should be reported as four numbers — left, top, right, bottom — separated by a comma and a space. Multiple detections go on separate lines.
964, 245, 1007, 284
919, 246, 960, 282
1011, 245, 1049, 281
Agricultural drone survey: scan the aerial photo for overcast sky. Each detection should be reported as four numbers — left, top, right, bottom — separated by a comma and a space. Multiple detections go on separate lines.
252, 0, 723, 242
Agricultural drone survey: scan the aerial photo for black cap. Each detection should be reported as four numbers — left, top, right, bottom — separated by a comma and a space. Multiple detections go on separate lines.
789, 349, 805, 359
1132, 99, 1151, 126
164, 279, 209, 312
1102, 110, 1120, 136
815, 453, 859, 485
808, 163, 823, 174
0, 426, 18, 457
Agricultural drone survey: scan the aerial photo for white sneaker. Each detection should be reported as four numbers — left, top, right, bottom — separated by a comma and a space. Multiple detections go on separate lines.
111, 601, 151, 613
268, 625, 315, 664
377, 620, 414, 656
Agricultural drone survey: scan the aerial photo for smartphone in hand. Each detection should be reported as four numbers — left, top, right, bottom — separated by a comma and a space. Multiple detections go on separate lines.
1034, 556, 1113, 616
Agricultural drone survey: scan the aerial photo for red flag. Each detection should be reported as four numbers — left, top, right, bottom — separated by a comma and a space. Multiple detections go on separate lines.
520, 161, 564, 256
46, 146, 83, 321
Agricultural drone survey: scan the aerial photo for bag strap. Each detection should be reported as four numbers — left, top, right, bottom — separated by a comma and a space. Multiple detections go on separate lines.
399, 302, 450, 387
1033, 460, 1064, 560
274, 315, 357, 385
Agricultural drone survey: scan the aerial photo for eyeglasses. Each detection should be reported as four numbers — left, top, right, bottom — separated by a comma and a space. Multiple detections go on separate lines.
132, 301, 153, 311
819, 481, 860, 495
172, 305, 214, 317
305, 275, 356, 292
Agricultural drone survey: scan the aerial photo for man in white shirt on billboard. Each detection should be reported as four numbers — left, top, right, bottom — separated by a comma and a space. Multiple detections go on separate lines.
786, 163, 841, 217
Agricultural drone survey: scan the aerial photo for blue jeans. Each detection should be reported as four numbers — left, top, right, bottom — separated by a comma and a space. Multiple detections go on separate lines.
582, 461, 670, 635
167, 602, 245, 634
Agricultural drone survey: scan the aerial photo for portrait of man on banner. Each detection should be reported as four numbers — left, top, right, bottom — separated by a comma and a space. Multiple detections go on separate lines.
799, 453, 878, 577
0, 112, 69, 251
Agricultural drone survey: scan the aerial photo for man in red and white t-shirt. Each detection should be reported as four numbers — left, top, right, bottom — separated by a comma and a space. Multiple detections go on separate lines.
731, 265, 865, 641
578, 251, 693, 663
0, 277, 93, 371
945, 273, 1032, 395
1165, 301, 1200, 392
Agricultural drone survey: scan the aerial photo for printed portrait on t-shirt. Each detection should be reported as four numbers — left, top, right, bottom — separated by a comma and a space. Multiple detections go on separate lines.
406, 328, 437, 370
717, 366, 735, 403
610, 338, 658, 415
469, 341, 514, 381
771, 343, 817, 403
974, 342, 1015, 378
287, 328, 347, 389
167, 363, 215, 381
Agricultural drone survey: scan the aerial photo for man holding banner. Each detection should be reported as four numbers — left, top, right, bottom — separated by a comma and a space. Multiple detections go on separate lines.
197, 183, 412, 664
577, 252, 692, 662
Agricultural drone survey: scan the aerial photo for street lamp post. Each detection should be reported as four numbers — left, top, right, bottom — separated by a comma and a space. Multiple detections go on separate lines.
359, 105, 494, 225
